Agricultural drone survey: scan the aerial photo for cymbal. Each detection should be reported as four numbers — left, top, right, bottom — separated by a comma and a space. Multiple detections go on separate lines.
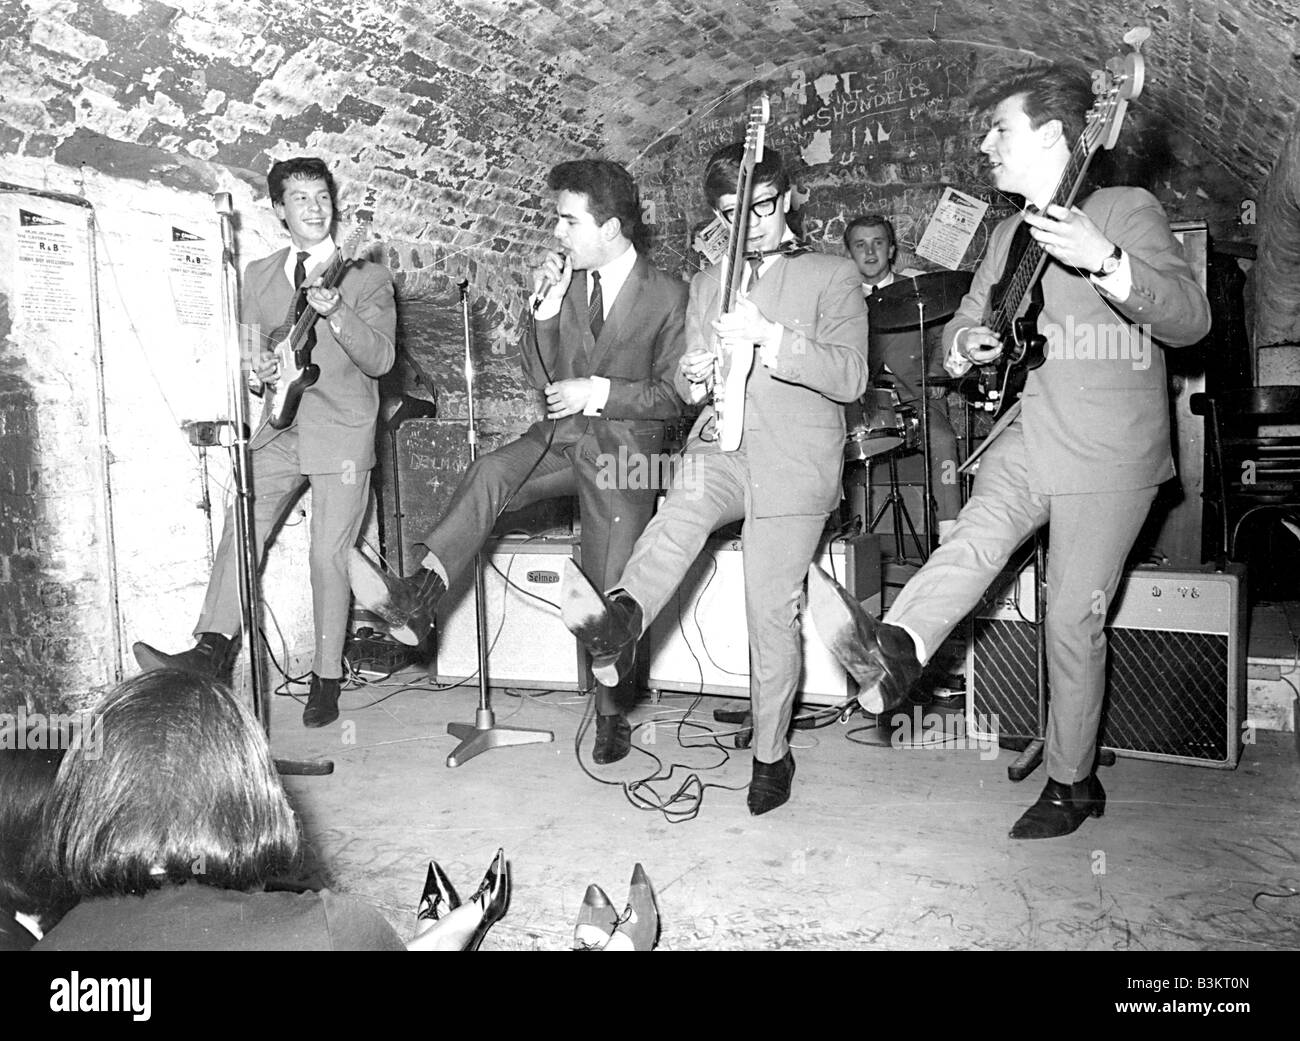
868, 270, 974, 333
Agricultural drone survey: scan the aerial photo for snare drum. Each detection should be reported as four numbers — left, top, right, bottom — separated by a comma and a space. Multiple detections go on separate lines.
845, 387, 907, 462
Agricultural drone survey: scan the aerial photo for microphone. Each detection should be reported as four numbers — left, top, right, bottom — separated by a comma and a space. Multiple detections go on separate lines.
532, 254, 569, 310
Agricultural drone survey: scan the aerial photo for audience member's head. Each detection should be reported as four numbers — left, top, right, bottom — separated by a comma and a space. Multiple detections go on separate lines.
33, 671, 300, 899
0, 729, 72, 935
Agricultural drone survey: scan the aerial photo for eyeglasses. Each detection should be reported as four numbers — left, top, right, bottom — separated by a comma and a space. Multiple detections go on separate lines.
718, 195, 781, 224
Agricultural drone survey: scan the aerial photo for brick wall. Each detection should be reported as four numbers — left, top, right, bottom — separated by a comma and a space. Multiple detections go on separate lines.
0, 0, 1294, 708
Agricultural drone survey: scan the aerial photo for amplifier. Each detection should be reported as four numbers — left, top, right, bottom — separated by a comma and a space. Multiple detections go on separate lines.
390, 418, 573, 575
965, 560, 1248, 768
645, 534, 881, 706
433, 537, 590, 692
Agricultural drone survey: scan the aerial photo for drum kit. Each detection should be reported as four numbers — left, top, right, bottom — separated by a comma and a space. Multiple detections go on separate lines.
846, 270, 974, 561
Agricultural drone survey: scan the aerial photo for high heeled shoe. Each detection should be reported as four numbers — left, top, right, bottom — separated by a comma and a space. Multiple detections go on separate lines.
573, 884, 618, 950
416, 861, 460, 923
464, 848, 510, 951
605, 863, 659, 951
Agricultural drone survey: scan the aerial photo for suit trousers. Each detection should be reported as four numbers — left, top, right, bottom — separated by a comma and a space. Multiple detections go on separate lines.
197, 429, 372, 680
884, 421, 1156, 780
614, 450, 828, 763
421, 428, 657, 715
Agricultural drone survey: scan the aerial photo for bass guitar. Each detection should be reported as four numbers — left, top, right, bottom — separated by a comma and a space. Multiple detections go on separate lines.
969, 27, 1150, 423
712, 94, 770, 452
259, 225, 367, 430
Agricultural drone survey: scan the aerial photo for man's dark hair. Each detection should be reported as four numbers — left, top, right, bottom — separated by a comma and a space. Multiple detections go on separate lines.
843, 214, 896, 252
702, 142, 790, 211
547, 159, 648, 251
972, 65, 1095, 148
267, 156, 338, 211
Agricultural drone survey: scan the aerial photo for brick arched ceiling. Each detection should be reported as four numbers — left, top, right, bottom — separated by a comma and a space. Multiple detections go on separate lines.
5, 0, 1296, 202
4, 0, 1297, 354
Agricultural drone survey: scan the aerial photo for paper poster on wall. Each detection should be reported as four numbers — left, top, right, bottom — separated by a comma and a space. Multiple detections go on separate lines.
168, 227, 217, 328
14, 209, 90, 328
915, 188, 989, 270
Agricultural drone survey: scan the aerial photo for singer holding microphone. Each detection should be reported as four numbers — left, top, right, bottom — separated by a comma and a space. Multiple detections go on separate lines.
351, 159, 687, 765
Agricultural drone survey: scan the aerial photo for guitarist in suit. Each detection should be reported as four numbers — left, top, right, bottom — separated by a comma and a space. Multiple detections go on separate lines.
135, 156, 397, 728
810, 65, 1211, 837
847, 215, 963, 535
350, 159, 688, 765
561, 143, 872, 814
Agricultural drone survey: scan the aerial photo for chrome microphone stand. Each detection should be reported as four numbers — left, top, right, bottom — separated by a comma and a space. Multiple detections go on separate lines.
915, 287, 934, 555
214, 193, 330, 776
445, 279, 553, 767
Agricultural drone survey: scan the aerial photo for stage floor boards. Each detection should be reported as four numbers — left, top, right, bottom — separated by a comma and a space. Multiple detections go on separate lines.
265, 669, 1300, 951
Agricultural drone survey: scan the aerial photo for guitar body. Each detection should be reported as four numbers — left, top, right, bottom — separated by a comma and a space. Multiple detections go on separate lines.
267, 321, 321, 430
714, 342, 754, 451
253, 226, 367, 431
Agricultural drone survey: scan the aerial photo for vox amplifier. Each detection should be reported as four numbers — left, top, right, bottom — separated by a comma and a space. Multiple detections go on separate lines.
966, 560, 1248, 768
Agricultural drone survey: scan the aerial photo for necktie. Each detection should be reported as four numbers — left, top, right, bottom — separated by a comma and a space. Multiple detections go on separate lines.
747, 256, 764, 289
588, 270, 604, 340
293, 250, 310, 318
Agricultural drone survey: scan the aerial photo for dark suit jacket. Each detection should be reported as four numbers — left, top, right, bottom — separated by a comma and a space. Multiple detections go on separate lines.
943, 187, 1211, 495
247, 246, 396, 475
520, 253, 687, 456
679, 252, 871, 518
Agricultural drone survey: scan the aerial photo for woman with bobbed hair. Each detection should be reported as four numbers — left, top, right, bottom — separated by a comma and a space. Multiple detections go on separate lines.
0, 730, 73, 949
31, 670, 504, 951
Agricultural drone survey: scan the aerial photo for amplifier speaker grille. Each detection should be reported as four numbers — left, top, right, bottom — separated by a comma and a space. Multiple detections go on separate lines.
967, 563, 1246, 768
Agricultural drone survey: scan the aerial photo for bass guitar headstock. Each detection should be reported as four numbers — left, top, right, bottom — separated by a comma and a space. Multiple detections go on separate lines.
1086, 25, 1150, 153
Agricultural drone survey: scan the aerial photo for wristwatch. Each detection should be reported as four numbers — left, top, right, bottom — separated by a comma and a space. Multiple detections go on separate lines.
1092, 243, 1123, 278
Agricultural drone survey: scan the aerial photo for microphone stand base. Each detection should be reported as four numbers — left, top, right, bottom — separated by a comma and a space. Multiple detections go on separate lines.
446, 714, 554, 768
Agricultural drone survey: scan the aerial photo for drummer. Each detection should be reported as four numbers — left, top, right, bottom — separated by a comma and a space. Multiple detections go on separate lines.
844, 215, 962, 540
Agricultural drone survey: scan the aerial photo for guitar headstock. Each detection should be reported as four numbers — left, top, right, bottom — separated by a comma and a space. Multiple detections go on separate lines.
743, 94, 771, 167
338, 223, 373, 264
1084, 27, 1150, 153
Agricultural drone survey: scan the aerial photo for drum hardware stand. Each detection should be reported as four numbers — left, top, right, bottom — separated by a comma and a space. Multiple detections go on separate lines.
213, 193, 331, 776
867, 448, 929, 563
445, 279, 553, 767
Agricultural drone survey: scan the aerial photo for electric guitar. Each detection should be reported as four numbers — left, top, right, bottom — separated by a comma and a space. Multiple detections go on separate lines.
968, 27, 1150, 424
259, 225, 368, 430
712, 94, 770, 452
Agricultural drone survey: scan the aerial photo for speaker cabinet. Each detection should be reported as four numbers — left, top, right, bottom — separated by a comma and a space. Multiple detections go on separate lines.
965, 560, 1248, 768
645, 535, 881, 706
433, 537, 589, 691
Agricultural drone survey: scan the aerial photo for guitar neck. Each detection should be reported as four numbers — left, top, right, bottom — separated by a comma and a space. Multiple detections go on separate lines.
285, 246, 347, 345
719, 167, 755, 317
990, 139, 1098, 338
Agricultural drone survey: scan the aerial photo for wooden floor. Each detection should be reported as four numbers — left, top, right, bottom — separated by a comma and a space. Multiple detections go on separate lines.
266, 669, 1300, 951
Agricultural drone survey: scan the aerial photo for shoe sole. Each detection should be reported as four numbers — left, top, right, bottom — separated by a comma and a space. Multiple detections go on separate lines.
806, 566, 886, 708
562, 561, 632, 685
348, 549, 422, 647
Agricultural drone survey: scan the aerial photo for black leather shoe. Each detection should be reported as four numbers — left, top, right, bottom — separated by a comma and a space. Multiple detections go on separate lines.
349, 549, 444, 647
465, 848, 510, 952
133, 632, 234, 680
561, 561, 642, 687
1009, 775, 1106, 840
593, 713, 632, 765
806, 564, 921, 713
747, 750, 796, 816
302, 674, 341, 728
